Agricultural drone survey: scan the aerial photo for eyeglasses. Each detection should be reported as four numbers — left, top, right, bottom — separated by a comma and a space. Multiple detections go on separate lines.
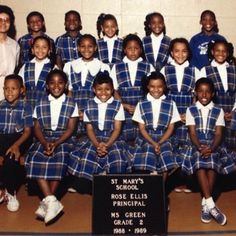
0, 17, 10, 24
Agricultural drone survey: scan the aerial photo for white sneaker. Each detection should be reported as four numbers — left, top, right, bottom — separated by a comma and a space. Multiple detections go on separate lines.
35, 198, 47, 219
44, 195, 63, 224
6, 192, 20, 212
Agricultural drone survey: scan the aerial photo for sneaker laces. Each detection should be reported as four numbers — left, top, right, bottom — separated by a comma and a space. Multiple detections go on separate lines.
202, 204, 209, 213
210, 207, 220, 218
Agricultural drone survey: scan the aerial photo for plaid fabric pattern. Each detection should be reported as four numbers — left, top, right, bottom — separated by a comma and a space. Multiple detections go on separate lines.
24, 62, 52, 109
85, 99, 121, 131
142, 35, 171, 71
165, 65, 195, 144
68, 99, 128, 180
18, 33, 55, 65
181, 105, 234, 175
115, 61, 152, 141
205, 65, 236, 149
26, 96, 76, 180
70, 66, 95, 111
231, 111, 236, 131
132, 98, 178, 173
97, 37, 123, 68
55, 33, 82, 64
35, 96, 75, 131
0, 99, 33, 134
205, 65, 236, 112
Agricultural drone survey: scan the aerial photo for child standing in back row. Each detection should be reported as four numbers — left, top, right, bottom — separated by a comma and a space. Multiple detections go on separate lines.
55, 10, 82, 69
26, 69, 78, 224
19, 36, 54, 109
110, 34, 154, 142
142, 12, 171, 71
18, 11, 55, 67
190, 10, 226, 70
96, 13, 123, 68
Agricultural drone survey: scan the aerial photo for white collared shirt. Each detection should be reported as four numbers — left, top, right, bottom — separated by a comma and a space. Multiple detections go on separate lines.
19, 57, 50, 85
63, 58, 110, 89
200, 60, 229, 91
83, 96, 125, 130
186, 101, 225, 133
33, 94, 79, 130
123, 56, 143, 86
150, 32, 164, 61
132, 93, 180, 129
103, 35, 117, 63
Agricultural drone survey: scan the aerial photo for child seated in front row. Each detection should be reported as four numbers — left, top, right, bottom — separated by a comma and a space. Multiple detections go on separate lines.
0, 74, 33, 212
132, 71, 180, 181
68, 72, 128, 194
182, 78, 235, 226
25, 69, 78, 224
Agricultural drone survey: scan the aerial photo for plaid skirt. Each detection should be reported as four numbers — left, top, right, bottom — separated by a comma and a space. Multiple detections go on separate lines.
132, 133, 179, 174
181, 141, 236, 175
25, 136, 74, 180
68, 136, 129, 181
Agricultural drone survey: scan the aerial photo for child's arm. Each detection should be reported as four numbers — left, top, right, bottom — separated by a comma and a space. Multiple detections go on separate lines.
114, 90, 135, 114
105, 120, 122, 148
86, 123, 106, 156
139, 123, 161, 154
49, 117, 77, 155
56, 55, 63, 70
34, 120, 50, 154
6, 127, 31, 160
188, 125, 202, 151
209, 125, 222, 153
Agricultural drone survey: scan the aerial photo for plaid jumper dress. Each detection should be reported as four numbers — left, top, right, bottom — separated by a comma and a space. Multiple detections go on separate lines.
205, 65, 236, 150
23, 62, 52, 109
142, 35, 171, 71
68, 99, 128, 181
97, 37, 123, 68
182, 105, 236, 175
132, 99, 178, 173
115, 61, 153, 141
165, 65, 195, 145
26, 96, 76, 180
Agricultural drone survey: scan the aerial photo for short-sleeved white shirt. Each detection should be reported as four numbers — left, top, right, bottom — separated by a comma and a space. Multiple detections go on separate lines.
132, 93, 180, 129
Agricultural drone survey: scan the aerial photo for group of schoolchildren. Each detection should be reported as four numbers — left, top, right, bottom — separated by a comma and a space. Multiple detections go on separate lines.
0, 4, 236, 226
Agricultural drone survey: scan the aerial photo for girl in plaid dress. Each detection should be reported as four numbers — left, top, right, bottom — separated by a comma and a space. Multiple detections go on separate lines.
18, 36, 54, 109
110, 34, 154, 142
64, 34, 110, 135
26, 69, 78, 224
18, 11, 55, 67
161, 38, 200, 192
0, 74, 33, 212
182, 78, 233, 225
200, 40, 236, 150
68, 72, 128, 194
142, 12, 171, 71
132, 71, 180, 181
96, 13, 123, 69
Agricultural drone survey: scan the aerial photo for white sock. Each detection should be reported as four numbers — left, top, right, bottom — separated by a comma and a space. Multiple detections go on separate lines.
205, 197, 215, 209
201, 197, 206, 206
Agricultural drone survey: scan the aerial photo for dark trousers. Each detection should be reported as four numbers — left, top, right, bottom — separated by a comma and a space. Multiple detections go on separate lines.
0, 133, 32, 195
